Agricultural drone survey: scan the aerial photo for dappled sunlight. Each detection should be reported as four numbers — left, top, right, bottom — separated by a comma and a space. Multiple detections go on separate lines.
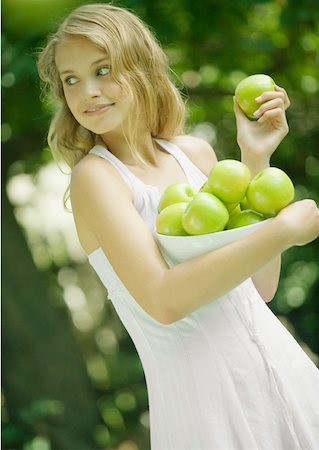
7, 161, 85, 266
199, 65, 220, 86
282, 261, 319, 310
182, 70, 202, 88
301, 75, 319, 94
191, 122, 217, 146
6, 162, 108, 334
276, 259, 319, 317
95, 327, 119, 355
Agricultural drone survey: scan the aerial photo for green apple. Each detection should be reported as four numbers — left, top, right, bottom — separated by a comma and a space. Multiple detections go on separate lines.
156, 202, 189, 236
182, 192, 229, 235
201, 181, 239, 212
199, 181, 210, 192
158, 182, 197, 212
205, 159, 251, 204
229, 204, 241, 217
227, 209, 266, 230
240, 196, 250, 210
246, 167, 294, 217
235, 74, 276, 120
225, 202, 240, 213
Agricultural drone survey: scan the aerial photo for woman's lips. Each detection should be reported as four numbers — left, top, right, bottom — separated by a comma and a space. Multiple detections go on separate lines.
84, 103, 115, 116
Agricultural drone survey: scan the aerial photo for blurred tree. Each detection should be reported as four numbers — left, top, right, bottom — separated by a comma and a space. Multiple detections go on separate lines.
2, 189, 103, 449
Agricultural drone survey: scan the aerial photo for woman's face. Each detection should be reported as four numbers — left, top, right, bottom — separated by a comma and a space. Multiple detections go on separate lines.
55, 35, 134, 136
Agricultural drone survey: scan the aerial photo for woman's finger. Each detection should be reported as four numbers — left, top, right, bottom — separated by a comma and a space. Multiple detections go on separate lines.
256, 90, 285, 104
256, 86, 290, 110
257, 107, 289, 132
274, 84, 290, 109
254, 97, 285, 118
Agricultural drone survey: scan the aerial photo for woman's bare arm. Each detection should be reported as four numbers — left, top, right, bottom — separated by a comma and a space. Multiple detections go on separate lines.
234, 86, 291, 302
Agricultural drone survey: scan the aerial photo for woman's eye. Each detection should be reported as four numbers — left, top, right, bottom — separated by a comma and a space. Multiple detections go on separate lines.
97, 66, 111, 76
65, 76, 78, 86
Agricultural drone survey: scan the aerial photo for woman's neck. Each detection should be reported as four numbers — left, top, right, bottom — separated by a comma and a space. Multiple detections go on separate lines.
99, 129, 161, 167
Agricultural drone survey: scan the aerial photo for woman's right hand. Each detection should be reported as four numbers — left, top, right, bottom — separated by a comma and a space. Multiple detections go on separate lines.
275, 199, 319, 247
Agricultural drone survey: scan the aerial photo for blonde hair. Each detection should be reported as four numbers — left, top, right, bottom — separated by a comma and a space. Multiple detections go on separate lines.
37, 3, 187, 169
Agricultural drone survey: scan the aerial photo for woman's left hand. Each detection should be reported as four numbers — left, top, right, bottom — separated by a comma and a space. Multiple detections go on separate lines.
234, 85, 290, 164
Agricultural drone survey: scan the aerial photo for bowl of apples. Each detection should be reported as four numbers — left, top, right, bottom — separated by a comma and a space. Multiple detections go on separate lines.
155, 159, 294, 266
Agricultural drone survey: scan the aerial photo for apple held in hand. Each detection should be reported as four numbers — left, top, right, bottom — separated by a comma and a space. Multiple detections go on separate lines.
246, 167, 294, 217
158, 182, 197, 212
227, 209, 266, 230
156, 202, 189, 236
235, 74, 276, 120
182, 192, 229, 235
205, 159, 251, 204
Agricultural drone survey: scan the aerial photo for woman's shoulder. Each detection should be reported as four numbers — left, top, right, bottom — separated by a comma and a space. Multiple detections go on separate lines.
170, 134, 217, 176
70, 153, 133, 203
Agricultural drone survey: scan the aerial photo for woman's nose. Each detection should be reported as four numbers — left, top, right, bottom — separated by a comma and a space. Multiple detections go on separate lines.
84, 78, 102, 97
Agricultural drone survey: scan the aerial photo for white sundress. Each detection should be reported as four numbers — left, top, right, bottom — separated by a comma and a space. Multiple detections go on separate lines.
88, 138, 319, 450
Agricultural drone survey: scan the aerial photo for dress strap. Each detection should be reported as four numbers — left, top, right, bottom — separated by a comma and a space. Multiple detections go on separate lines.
89, 145, 147, 211
155, 138, 207, 188
90, 139, 208, 195
89, 145, 145, 190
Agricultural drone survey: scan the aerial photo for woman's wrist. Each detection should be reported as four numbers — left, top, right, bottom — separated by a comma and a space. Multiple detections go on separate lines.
240, 152, 270, 177
265, 215, 294, 252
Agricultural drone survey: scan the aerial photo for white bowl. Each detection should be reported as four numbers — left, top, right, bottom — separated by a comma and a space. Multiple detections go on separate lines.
156, 219, 271, 266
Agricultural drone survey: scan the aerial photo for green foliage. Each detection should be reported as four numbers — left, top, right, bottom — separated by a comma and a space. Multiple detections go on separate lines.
2, 0, 319, 448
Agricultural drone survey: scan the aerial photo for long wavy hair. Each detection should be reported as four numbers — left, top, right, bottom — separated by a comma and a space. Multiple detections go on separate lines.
37, 3, 187, 169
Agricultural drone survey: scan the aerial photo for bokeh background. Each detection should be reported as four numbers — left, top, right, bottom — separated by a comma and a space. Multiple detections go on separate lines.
2, 0, 319, 449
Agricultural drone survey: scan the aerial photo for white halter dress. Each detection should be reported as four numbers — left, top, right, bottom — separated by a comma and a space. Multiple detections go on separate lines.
88, 139, 319, 450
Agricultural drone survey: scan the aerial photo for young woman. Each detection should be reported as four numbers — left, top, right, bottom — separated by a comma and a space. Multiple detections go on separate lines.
37, 3, 319, 449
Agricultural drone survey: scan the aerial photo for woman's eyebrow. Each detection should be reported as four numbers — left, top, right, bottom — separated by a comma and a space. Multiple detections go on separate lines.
59, 57, 110, 76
